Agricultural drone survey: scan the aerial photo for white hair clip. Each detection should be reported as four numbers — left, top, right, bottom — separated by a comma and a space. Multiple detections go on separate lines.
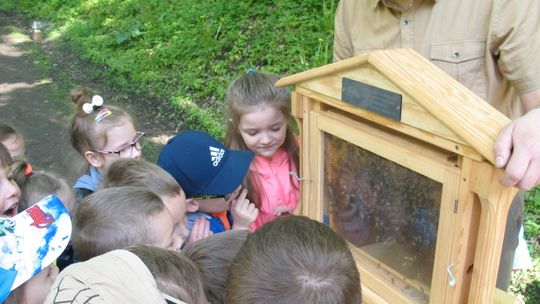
82, 95, 104, 114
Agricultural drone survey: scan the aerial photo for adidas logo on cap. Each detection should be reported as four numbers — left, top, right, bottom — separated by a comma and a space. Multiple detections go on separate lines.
209, 146, 225, 166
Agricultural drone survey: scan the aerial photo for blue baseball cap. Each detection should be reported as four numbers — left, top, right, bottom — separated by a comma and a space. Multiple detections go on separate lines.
157, 131, 254, 198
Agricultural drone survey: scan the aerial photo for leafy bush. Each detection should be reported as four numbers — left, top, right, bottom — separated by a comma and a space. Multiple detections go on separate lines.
525, 187, 540, 247
511, 259, 540, 304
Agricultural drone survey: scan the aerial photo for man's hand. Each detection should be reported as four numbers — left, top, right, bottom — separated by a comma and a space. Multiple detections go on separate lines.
494, 108, 540, 190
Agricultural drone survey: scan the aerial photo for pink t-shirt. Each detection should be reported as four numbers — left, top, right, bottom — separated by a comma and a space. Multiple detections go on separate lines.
249, 148, 300, 231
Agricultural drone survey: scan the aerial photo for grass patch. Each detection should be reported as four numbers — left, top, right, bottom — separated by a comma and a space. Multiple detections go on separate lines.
2, 0, 336, 139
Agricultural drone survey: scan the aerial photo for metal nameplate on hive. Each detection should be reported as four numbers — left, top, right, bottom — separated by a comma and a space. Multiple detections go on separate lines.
341, 77, 402, 121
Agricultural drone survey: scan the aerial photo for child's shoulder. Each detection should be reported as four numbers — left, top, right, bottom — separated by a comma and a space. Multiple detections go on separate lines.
73, 166, 102, 191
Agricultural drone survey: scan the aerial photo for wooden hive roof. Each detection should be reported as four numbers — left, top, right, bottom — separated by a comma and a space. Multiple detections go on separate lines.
276, 48, 510, 164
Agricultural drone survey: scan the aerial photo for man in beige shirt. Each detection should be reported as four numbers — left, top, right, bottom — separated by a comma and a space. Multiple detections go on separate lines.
334, 0, 540, 290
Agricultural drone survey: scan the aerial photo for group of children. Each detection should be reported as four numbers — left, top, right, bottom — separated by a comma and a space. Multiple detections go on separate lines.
0, 70, 363, 303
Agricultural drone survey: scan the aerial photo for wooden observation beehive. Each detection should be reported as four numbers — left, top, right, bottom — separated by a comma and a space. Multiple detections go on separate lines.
276, 49, 517, 304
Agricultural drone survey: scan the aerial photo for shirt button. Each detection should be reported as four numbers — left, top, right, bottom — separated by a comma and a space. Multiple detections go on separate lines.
452, 52, 460, 58
403, 19, 409, 26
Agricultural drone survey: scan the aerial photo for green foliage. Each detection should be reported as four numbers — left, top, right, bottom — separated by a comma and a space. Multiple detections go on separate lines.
511, 186, 540, 303
2, 0, 336, 138
510, 259, 540, 304
525, 186, 540, 245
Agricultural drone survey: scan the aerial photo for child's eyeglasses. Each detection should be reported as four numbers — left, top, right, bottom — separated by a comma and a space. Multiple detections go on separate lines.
95, 131, 145, 157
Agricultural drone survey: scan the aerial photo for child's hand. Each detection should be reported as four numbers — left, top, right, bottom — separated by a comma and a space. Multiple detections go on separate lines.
187, 216, 213, 245
274, 205, 293, 216
231, 188, 259, 230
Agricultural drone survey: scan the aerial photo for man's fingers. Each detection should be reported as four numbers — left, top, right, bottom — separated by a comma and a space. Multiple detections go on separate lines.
515, 158, 540, 190
494, 123, 514, 168
499, 147, 530, 187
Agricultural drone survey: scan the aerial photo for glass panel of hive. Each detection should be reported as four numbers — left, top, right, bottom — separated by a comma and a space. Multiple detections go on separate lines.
323, 133, 442, 288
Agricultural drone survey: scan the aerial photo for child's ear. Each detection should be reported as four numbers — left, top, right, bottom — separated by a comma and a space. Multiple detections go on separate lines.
186, 198, 199, 212
84, 151, 104, 168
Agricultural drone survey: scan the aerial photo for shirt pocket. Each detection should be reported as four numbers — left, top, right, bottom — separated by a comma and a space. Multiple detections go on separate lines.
430, 40, 487, 100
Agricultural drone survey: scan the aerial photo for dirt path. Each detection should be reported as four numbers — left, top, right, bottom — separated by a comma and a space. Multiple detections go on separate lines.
0, 14, 75, 178
0, 13, 172, 182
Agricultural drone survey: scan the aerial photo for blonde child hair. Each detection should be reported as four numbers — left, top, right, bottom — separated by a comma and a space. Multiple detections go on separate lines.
101, 158, 196, 248
225, 215, 362, 304
224, 71, 299, 228
183, 230, 248, 304
72, 186, 177, 261
101, 158, 182, 198
12, 160, 75, 214
127, 245, 208, 304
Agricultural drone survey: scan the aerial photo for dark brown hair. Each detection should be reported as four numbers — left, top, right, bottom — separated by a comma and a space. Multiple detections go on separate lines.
183, 230, 248, 304
225, 215, 362, 304
72, 186, 166, 261
127, 245, 208, 304
224, 72, 299, 208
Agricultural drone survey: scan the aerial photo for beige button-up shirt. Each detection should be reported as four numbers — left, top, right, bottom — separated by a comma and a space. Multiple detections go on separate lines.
334, 0, 540, 119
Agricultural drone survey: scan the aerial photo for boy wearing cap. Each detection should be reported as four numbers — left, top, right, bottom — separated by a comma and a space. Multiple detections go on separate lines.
157, 130, 258, 234
45, 246, 207, 304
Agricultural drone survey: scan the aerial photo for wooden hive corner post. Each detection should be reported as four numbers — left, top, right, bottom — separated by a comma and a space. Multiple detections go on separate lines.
469, 161, 518, 303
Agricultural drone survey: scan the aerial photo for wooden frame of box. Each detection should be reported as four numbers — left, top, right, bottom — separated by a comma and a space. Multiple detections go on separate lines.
276, 49, 517, 304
